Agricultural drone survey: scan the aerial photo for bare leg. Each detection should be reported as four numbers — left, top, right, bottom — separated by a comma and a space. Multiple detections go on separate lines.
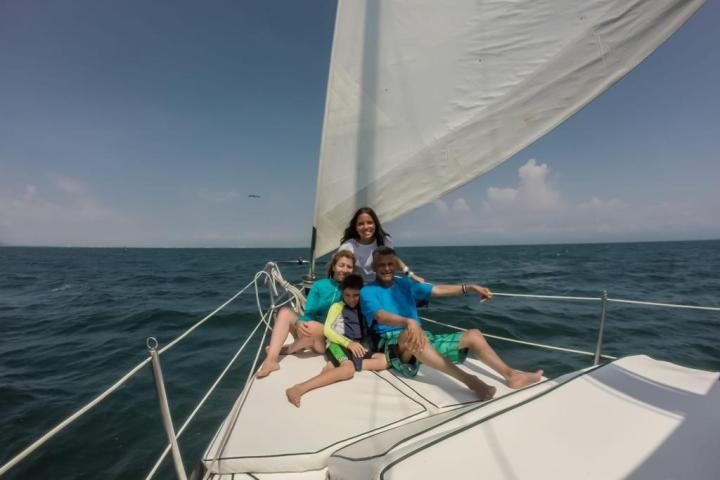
361, 353, 389, 371
286, 361, 355, 407
459, 329, 543, 388
256, 307, 297, 379
399, 331, 495, 401
283, 320, 326, 354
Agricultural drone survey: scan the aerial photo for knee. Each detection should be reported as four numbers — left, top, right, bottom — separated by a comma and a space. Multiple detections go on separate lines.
340, 363, 355, 380
276, 307, 296, 325
465, 329, 487, 345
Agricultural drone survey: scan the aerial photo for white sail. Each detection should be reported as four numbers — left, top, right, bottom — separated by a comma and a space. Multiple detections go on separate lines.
312, 0, 704, 258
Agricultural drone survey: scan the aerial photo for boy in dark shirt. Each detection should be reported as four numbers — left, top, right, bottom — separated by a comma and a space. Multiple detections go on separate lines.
286, 274, 387, 407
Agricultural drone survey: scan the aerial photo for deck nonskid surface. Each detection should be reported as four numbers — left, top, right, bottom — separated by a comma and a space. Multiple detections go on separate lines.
202, 351, 524, 474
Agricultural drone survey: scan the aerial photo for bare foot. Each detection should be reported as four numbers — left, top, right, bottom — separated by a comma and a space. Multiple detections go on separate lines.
256, 360, 280, 379
286, 386, 303, 407
507, 369, 543, 389
467, 376, 497, 401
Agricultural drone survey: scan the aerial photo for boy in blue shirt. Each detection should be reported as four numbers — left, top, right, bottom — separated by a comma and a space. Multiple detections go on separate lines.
361, 246, 543, 400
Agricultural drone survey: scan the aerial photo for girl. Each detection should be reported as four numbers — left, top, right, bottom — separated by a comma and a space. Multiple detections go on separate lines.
338, 207, 424, 283
256, 250, 355, 379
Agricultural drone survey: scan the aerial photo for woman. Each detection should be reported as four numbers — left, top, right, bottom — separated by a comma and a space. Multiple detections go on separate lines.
338, 207, 424, 283
256, 250, 355, 379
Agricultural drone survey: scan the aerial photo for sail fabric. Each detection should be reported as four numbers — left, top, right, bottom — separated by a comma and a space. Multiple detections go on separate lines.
312, 0, 704, 258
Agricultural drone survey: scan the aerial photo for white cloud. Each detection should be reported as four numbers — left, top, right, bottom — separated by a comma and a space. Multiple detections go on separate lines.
412, 158, 719, 245
483, 159, 563, 214
434, 198, 472, 215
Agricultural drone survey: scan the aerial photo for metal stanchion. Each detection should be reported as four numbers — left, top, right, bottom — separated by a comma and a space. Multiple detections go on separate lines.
593, 291, 608, 365
147, 337, 188, 480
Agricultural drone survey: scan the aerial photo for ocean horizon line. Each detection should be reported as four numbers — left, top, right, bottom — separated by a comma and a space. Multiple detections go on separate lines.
1, 237, 718, 250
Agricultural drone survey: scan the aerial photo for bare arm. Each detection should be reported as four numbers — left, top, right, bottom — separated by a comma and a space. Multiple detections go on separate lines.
374, 309, 427, 353
395, 257, 426, 283
375, 309, 412, 328
431, 283, 492, 302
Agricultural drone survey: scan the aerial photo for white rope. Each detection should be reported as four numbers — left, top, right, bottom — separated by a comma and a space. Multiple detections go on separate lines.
268, 263, 307, 314
608, 297, 720, 311
0, 277, 262, 478
493, 292, 601, 301
420, 316, 617, 360
160, 273, 268, 354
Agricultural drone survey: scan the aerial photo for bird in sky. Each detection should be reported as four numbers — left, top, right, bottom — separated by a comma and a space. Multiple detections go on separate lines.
248, 194, 261, 198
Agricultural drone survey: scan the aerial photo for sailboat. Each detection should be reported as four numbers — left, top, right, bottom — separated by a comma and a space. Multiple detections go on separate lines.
1, 1, 717, 479
197, 1, 718, 479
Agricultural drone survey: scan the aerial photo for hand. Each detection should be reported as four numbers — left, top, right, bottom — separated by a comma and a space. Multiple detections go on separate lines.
348, 341, 367, 358
405, 319, 427, 354
410, 273, 426, 283
472, 285, 492, 303
297, 321, 313, 337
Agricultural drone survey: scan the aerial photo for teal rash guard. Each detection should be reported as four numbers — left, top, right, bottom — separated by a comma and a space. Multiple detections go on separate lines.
299, 278, 342, 322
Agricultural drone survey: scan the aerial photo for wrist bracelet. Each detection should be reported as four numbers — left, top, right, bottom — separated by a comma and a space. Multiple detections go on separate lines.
462, 283, 467, 295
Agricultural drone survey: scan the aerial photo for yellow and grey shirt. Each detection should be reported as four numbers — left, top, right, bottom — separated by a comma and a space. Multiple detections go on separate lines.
323, 301, 366, 348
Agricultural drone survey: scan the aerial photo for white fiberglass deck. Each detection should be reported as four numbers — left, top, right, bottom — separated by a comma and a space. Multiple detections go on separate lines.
201, 352, 522, 476
328, 355, 720, 480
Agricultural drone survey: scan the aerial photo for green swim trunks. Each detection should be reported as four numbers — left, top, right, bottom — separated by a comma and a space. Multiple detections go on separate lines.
326, 340, 373, 371
378, 330, 468, 378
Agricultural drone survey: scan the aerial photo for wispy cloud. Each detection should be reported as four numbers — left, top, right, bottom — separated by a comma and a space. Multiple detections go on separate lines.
0, 174, 135, 246
49, 173, 86, 195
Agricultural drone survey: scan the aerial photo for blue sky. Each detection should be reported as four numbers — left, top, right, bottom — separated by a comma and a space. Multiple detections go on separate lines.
1, 0, 718, 248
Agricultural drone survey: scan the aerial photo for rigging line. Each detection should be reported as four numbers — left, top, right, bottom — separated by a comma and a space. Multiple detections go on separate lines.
147, 284, 297, 476
0, 355, 150, 477
0, 275, 262, 478
211, 271, 283, 463
419, 316, 617, 359
493, 292, 601, 301
159, 274, 267, 354
608, 298, 720, 311
144, 315, 268, 480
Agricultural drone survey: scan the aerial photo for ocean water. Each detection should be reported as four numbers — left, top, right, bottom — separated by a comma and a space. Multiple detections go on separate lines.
1, 241, 719, 479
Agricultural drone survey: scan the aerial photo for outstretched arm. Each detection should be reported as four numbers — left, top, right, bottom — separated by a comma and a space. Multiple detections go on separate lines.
395, 257, 426, 283
431, 283, 492, 302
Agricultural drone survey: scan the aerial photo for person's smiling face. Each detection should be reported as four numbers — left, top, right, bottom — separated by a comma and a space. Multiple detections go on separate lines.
373, 253, 395, 285
333, 256, 354, 282
355, 213, 376, 244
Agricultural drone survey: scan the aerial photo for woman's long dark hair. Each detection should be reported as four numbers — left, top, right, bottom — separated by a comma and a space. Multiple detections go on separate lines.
340, 207, 391, 246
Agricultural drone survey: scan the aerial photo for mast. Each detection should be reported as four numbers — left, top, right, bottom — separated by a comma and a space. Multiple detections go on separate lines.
307, 0, 342, 281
